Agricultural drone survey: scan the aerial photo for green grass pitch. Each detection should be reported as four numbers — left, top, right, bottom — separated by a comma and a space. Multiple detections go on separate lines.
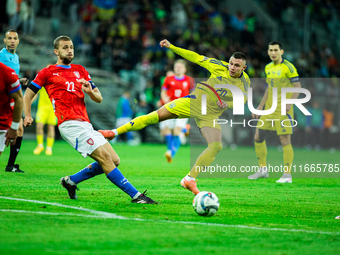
0, 140, 339, 255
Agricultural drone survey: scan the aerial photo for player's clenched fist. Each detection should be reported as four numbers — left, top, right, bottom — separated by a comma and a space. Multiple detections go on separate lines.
24, 116, 34, 127
160, 39, 171, 48
80, 78, 92, 93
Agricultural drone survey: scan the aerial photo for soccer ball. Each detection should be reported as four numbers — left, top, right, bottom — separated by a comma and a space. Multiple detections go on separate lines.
193, 191, 220, 217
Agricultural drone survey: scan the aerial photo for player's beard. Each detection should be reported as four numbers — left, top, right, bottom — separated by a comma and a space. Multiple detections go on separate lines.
61, 55, 74, 65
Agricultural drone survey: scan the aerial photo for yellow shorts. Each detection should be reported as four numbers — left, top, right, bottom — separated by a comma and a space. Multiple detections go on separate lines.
164, 97, 221, 131
36, 107, 57, 125
257, 112, 294, 135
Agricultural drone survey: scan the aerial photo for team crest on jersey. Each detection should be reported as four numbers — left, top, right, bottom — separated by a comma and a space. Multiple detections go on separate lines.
169, 102, 176, 108
87, 138, 94, 145
183, 81, 188, 88
73, 71, 80, 78
277, 70, 281, 76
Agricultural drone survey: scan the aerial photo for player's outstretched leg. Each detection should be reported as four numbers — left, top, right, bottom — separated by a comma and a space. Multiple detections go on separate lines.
181, 141, 223, 195
99, 111, 160, 140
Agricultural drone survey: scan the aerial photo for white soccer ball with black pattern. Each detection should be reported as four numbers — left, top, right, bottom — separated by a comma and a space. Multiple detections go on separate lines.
193, 191, 220, 217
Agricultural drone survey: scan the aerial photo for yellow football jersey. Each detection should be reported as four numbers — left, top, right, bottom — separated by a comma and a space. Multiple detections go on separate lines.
37, 87, 54, 110
169, 45, 250, 117
264, 59, 299, 114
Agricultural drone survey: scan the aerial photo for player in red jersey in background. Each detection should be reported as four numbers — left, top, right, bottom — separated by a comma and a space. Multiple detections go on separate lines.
23, 35, 156, 204
159, 59, 194, 162
0, 62, 23, 158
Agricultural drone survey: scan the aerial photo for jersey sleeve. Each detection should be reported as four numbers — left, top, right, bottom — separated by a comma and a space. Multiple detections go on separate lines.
4, 67, 21, 94
169, 44, 227, 73
285, 61, 299, 83
31, 68, 48, 91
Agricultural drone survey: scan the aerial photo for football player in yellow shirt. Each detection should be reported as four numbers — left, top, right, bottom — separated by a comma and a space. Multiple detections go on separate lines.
100, 39, 250, 195
248, 41, 301, 183
33, 87, 57, 155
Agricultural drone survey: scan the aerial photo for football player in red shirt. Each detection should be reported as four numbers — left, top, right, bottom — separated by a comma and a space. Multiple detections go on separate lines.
159, 60, 194, 162
24, 35, 156, 204
0, 63, 23, 158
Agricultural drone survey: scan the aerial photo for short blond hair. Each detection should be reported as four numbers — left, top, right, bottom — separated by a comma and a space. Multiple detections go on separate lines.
53, 35, 72, 49
174, 59, 186, 67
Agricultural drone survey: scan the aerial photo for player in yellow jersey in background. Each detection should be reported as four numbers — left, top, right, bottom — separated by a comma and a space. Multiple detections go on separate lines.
100, 39, 250, 195
33, 87, 57, 155
248, 41, 301, 183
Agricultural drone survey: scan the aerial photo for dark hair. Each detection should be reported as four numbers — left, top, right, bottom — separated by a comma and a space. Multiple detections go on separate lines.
53, 35, 72, 49
231, 52, 246, 61
5, 29, 18, 37
268, 41, 283, 49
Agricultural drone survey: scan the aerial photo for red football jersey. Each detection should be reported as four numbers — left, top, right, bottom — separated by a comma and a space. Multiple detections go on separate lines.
162, 75, 194, 101
0, 62, 21, 130
31, 64, 92, 125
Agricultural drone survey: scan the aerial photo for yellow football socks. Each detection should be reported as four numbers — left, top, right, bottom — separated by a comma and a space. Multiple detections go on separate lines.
189, 141, 223, 178
47, 137, 54, 148
255, 141, 267, 168
283, 144, 294, 173
37, 135, 43, 147
117, 111, 159, 135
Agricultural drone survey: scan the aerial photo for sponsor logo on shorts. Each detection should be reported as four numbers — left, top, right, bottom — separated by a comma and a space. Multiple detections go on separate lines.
87, 138, 94, 145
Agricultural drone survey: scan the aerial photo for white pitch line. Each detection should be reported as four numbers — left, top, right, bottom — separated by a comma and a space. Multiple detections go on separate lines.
1, 196, 339, 236
0, 196, 126, 219
0, 209, 106, 218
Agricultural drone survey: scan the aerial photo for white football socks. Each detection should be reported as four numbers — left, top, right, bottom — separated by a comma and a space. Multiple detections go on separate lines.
112, 129, 118, 136
133, 192, 141, 199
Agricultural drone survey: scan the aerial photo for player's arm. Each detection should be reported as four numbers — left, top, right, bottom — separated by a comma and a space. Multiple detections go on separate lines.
80, 78, 102, 103
285, 81, 301, 113
160, 89, 170, 104
160, 77, 170, 104
6, 89, 23, 146
285, 63, 301, 113
160, 39, 216, 72
23, 87, 37, 127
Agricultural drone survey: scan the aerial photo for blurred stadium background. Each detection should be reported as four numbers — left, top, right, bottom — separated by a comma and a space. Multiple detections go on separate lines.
1, 0, 340, 149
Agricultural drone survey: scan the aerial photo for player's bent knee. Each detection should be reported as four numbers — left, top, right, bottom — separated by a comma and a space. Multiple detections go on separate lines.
96, 150, 112, 165
255, 129, 268, 143
208, 142, 223, 154
114, 157, 120, 167
279, 135, 290, 146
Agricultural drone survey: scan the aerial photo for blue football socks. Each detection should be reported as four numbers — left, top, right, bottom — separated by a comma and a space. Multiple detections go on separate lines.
70, 162, 104, 184
171, 135, 181, 157
106, 168, 139, 198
